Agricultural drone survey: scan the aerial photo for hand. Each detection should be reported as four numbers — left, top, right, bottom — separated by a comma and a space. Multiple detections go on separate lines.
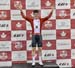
15, 3, 22, 10
51, 4, 55, 9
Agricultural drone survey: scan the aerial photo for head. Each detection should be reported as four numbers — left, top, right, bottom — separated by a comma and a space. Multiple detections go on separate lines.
33, 10, 40, 19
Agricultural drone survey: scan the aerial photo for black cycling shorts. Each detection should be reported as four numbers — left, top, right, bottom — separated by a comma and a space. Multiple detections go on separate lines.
32, 35, 42, 47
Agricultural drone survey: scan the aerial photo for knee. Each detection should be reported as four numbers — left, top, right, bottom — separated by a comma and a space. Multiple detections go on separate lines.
38, 47, 42, 52
32, 47, 36, 52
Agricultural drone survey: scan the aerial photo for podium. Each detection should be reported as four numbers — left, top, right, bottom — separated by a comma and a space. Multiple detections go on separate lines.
43, 62, 59, 68
0, 62, 59, 68
12, 62, 59, 68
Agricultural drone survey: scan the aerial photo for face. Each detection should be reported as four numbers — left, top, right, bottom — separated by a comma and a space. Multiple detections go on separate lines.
33, 12, 40, 19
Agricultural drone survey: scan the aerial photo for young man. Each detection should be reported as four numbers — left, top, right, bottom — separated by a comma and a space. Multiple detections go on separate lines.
16, 3, 54, 66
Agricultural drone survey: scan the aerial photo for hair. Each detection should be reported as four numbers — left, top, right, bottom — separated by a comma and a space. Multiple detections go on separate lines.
33, 10, 39, 13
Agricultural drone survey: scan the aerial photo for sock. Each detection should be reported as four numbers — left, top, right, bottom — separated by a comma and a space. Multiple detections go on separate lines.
32, 55, 35, 65
39, 56, 43, 65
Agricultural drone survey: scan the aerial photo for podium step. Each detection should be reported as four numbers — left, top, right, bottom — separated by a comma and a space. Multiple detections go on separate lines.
43, 62, 59, 68
0, 62, 59, 68
12, 62, 59, 68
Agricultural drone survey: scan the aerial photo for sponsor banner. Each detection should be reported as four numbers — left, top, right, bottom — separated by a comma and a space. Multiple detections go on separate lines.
12, 41, 26, 51
42, 20, 56, 30
42, 40, 56, 50
0, 31, 11, 41
0, 21, 11, 31
41, 0, 55, 9
56, 29, 70, 39
42, 50, 56, 60
0, 51, 11, 61
56, 19, 70, 29
71, 49, 75, 59
56, 0, 70, 9
56, 59, 71, 68
0, 0, 10, 10
56, 9, 70, 19
71, 29, 75, 39
57, 50, 71, 59
11, 10, 25, 20
0, 10, 10, 20
71, 9, 75, 19
0, 41, 11, 51
11, 0, 26, 9
11, 31, 26, 41
42, 30, 56, 40
26, 0, 41, 9
56, 39, 71, 50
11, 20, 26, 30
0, 61, 12, 67
12, 51, 27, 61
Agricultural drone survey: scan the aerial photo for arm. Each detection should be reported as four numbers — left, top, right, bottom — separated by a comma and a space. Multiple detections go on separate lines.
20, 10, 32, 22
15, 3, 32, 22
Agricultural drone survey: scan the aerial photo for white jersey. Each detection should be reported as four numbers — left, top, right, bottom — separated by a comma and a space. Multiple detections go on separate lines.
33, 19, 40, 34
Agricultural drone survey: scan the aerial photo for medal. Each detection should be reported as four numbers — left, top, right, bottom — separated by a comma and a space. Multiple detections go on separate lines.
36, 26, 38, 28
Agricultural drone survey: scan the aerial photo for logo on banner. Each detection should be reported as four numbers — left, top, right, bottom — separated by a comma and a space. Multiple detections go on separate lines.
1, 33, 7, 38
0, 11, 7, 19
60, 51, 67, 58
0, 52, 8, 60
60, 31, 66, 37
45, 1, 51, 7
14, 34, 24, 37
0, 24, 8, 28
58, 3, 68, 6
59, 63, 69, 66
44, 21, 52, 28
46, 41, 52, 47
59, 10, 67, 18
14, 1, 21, 8
44, 53, 54, 57
15, 42, 22, 49
16, 22, 22, 28
58, 21, 69, 28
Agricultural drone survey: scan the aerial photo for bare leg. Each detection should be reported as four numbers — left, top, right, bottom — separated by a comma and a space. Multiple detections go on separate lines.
32, 47, 36, 66
38, 47, 43, 65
